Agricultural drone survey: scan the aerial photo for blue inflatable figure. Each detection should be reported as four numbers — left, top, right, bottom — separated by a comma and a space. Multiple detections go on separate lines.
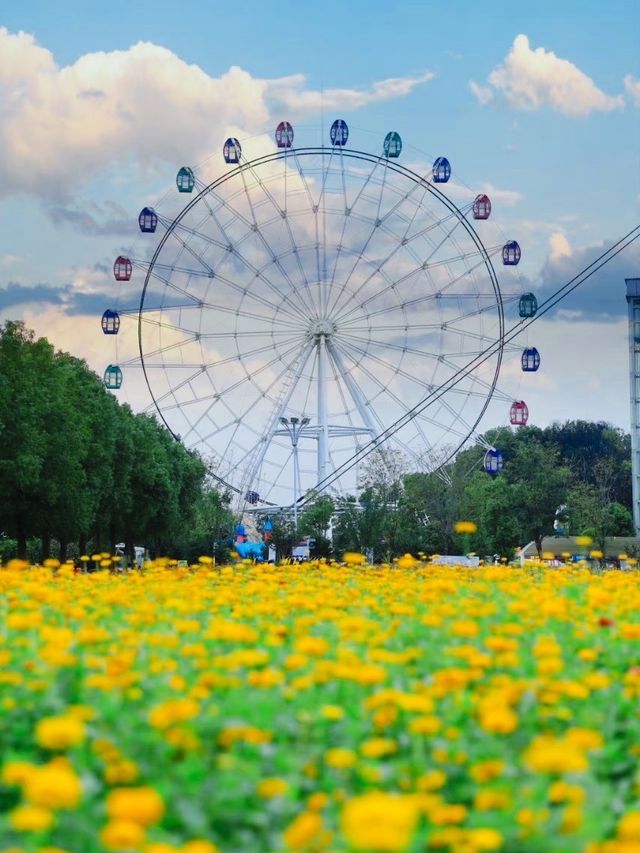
233, 522, 266, 560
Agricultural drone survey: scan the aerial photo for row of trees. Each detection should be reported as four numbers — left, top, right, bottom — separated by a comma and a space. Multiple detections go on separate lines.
0, 321, 235, 561
288, 422, 634, 560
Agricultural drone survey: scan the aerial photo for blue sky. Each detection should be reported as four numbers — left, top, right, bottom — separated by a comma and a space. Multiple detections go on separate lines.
1, 0, 639, 443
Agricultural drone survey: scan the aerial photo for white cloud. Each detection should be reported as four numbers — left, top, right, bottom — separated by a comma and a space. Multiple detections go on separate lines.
624, 74, 640, 107
0, 27, 433, 200
470, 34, 624, 117
268, 71, 434, 112
548, 231, 571, 260
469, 80, 493, 106
0, 254, 22, 266
480, 183, 523, 207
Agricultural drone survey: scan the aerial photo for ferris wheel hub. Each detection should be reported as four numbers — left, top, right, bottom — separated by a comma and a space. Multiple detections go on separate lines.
307, 317, 337, 338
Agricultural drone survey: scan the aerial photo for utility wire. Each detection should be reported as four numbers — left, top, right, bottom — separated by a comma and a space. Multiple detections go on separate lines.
298, 224, 640, 506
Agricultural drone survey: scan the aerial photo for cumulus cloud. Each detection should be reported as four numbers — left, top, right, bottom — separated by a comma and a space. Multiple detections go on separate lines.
538, 236, 640, 321
624, 74, 640, 107
548, 231, 572, 261
46, 200, 132, 236
0, 27, 433, 200
470, 34, 624, 116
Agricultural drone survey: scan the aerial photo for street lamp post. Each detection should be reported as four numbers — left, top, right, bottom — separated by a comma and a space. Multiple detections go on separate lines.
280, 416, 310, 531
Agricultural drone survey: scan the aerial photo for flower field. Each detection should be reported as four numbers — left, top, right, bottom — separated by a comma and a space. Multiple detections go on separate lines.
1, 559, 640, 853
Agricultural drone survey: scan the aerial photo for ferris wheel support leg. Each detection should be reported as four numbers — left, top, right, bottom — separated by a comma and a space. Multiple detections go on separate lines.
237, 342, 313, 511
317, 334, 331, 487
327, 339, 387, 457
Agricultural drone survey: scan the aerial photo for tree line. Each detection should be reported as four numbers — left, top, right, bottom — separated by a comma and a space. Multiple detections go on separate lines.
0, 321, 633, 564
290, 421, 634, 560
0, 322, 234, 562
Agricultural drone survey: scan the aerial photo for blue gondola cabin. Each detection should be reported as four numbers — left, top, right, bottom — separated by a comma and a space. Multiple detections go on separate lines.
223, 138, 241, 164
330, 119, 349, 146
138, 207, 157, 233
521, 347, 540, 372
101, 310, 120, 335
432, 157, 451, 183
502, 241, 521, 265
484, 448, 503, 476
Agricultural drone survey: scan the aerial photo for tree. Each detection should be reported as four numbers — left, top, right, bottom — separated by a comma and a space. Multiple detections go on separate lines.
298, 493, 334, 557
505, 438, 572, 555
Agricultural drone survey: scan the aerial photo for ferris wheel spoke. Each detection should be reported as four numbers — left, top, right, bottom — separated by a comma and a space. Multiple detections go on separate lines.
184, 337, 311, 444
238, 157, 318, 318
329, 197, 467, 322
331, 338, 446, 460
335, 337, 486, 449
321, 154, 387, 316
205, 339, 315, 487
162, 220, 310, 324
326, 168, 430, 321
137, 296, 302, 332
328, 340, 431, 471
339, 253, 495, 326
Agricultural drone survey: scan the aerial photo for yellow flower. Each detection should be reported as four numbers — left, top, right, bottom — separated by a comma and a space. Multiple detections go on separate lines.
106, 787, 165, 827
1, 761, 36, 787
523, 736, 588, 774
360, 738, 397, 759
9, 804, 54, 831
325, 748, 357, 769
24, 763, 82, 810
100, 819, 146, 851
320, 704, 344, 720
283, 811, 324, 849
257, 777, 289, 798
466, 828, 504, 850
35, 715, 86, 750
575, 536, 593, 547
618, 812, 640, 841
341, 792, 419, 851
343, 552, 365, 565
182, 843, 220, 853
454, 521, 477, 534
478, 703, 518, 735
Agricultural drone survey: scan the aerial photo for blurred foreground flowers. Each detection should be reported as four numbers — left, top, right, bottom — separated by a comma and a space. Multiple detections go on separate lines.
0, 557, 639, 851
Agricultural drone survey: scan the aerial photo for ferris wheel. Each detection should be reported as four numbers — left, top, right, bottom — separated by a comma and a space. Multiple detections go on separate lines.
103, 121, 539, 507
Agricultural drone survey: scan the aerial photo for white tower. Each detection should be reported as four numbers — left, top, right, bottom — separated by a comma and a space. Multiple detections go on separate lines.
625, 278, 640, 533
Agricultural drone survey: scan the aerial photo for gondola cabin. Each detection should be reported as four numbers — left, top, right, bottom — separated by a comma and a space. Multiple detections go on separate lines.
138, 207, 157, 233
223, 138, 241, 164
432, 157, 451, 183
484, 448, 504, 476
275, 122, 294, 148
383, 131, 402, 158
519, 292, 538, 318
330, 119, 349, 146
103, 364, 123, 390
113, 256, 132, 281
521, 347, 540, 372
510, 400, 529, 426
472, 194, 491, 220
502, 241, 521, 265
176, 166, 195, 192
101, 310, 120, 335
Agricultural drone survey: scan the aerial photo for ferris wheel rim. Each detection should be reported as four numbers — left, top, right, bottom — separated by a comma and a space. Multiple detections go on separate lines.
136, 146, 506, 502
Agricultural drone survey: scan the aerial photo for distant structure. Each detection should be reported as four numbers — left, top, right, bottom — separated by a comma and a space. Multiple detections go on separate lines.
626, 278, 640, 533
